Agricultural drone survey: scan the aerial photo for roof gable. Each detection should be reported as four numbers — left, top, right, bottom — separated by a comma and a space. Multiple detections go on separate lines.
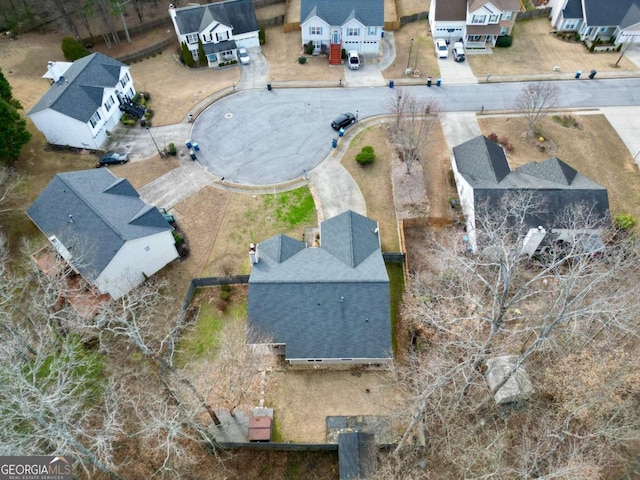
515, 157, 578, 185
453, 135, 511, 183
28, 53, 126, 122
258, 234, 305, 263
26, 169, 172, 282
173, 0, 259, 36
321, 210, 379, 268
584, 0, 640, 27
301, 0, 383, 27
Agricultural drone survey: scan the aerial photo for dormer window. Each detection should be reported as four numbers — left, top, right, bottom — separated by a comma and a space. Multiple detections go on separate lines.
215, 31, 230, 42
472, 15, 487, 24
489, 14, 499, 23
186, 33, 198, 44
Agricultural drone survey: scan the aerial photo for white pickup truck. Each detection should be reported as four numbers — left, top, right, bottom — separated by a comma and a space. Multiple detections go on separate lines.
347, 50, 360, 70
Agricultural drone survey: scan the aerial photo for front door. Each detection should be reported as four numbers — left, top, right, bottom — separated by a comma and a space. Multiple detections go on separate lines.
332, 30, 340, 44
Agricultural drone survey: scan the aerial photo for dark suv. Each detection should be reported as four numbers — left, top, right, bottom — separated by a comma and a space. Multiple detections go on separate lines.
331, 112, 356, 131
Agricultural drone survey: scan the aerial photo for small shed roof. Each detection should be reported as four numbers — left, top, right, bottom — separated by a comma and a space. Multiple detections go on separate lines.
338, 432, 376, 480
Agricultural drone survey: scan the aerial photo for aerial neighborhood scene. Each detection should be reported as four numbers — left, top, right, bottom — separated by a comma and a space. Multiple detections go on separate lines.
2, 0, 640, 477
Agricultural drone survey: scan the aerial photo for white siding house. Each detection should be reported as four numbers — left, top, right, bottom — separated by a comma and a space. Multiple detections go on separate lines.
300, 0, 384, 60
27, 169, 179, 300
169, 0, 260, 68
27, 54, 135, 150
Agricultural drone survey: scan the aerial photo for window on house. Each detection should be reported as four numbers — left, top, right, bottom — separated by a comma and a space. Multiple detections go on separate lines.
367, 26, 377, 35
119, 72, 130, 88
347, 27, 360, 36
500, 27, 509, 35
104, 95, 114, 112
89, 110, 101, 128
501, 11, 513, 21
469, 35, 481, 41
186, 33, 198, 44
489, 14, 499, 23
472, 15, 487, 24
216, 31, 229, 42
310, 26, 321, 35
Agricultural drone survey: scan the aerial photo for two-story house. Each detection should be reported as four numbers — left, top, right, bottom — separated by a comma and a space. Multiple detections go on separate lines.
169, 0, 260, 68
300, 0, 384, 65
27, 53, 135, 150
429, 0, 520, 49
549, 0, 640, 45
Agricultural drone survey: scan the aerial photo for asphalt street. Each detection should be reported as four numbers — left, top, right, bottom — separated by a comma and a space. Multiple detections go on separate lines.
190, 78, 640, 184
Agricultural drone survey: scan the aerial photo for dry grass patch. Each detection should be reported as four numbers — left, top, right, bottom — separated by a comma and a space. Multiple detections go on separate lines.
396, 0, 427, 17
478, 114, 640, 220
262, 26, 342, 82
382, 21, 439, 80
116, 156, 180, 189
468, 18, 638, 77
343, 125, 400, 251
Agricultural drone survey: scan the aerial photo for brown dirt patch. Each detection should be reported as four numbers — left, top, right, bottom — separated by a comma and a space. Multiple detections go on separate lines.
396, 0, 427, 17
468, 17, 638, 77
343, 125, 400, 251
262, 27, 343, 82
267, 368, 404, 443
382, 21, 440, 80
116, 155, 180, 189
478, 113, 640, 221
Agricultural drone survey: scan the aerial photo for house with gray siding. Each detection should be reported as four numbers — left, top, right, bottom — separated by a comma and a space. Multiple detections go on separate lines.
247, 210, 392, 365
300, 0, 383, 64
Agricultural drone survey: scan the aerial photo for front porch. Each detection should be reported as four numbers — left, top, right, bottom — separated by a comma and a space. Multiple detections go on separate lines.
204, 40, 240, 68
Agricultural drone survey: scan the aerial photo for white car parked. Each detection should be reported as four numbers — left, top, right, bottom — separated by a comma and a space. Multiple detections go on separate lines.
347, 50, 360, 70
435, 39, 448, 59
238, 47, 250, 65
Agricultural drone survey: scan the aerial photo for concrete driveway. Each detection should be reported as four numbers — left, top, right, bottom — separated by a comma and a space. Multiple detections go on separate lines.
236, 47, 269, 90
343, 54, 386, 87
437, 54, 478, 85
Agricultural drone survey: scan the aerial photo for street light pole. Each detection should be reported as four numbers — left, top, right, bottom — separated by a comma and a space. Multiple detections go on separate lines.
146, 126, 163, 157
406, 38, 414, 70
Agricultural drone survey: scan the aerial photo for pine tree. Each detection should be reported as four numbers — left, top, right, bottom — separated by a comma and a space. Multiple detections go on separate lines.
181, 42, 194, 68
197, 38, 206, 66
0, 68, 31, 165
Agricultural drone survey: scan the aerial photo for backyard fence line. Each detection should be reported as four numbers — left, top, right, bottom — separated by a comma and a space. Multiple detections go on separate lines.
218, 442, 338, 451
382, 252, 405, 263
400, 11, 429, 25
516, 7, 551, 22
182, 275, 250, 311
117, 37, 174, 64
82, 17, 173, 47
259, 15, 285, 28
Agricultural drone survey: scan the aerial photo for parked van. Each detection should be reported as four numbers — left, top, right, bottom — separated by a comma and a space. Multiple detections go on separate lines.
453, 42, 465, 62
347, 50, 360, 70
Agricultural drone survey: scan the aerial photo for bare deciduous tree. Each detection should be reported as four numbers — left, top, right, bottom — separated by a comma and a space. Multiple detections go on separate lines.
386, 193, 640, 477
387, 89, 440, 174
514, 81, 559, 137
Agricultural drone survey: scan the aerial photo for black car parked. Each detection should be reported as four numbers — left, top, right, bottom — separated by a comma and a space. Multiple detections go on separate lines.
331, 112, 356, 131
99, 151, 129, 166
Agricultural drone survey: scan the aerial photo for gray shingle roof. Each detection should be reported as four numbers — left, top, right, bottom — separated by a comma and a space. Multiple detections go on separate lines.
453, 136, 610, 228
301, 0, 384, 27
562, 0, 584, 19
248, 210, 391, 361
173, 0, 259, 36
27, 53, 125, 122
26, 169, 172, 282
584, 0, 640, 28
453, 135, 511, 183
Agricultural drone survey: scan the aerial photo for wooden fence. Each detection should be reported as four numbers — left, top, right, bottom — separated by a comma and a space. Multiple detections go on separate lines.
515, 7, 551, 21
400, 11, 429, 25
117, 37, 174, 64
182, 275, 250, 311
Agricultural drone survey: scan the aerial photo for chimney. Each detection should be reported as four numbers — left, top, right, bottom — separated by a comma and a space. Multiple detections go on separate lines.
521, 226, 547, 257
249, 243, 259, 264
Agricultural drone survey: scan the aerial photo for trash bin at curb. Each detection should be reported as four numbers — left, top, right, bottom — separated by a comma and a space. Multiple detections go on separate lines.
427, 76, 432, 87
575, 71, 582, 79
436, 78, 442, 86
389, 80, 394, 88
185, 140, 192, 149
189, 149, 197, 161
332, 138, 337, 148
589, 70, 597, 79
192, 142, 200, 151
267, 83, 272, 91
339, 128, 345, 137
